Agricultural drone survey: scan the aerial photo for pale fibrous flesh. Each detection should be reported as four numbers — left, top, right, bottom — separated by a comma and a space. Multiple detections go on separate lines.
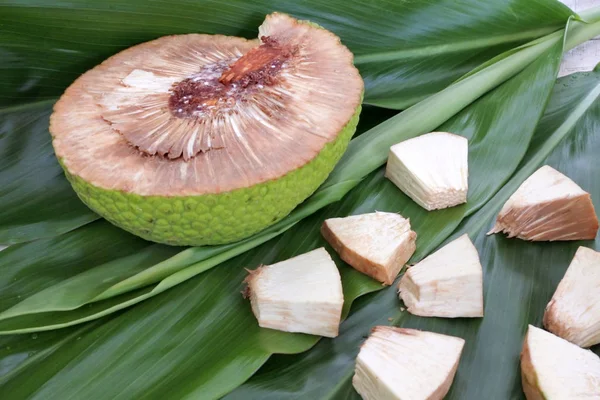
385, 132, 468, 211
353, 326, 465, 400
244, 247, 343, 338
52, 12, 363, 193
321, 212, 417, 285
544, 246, 600, 348
520, 325, 600, 399
489, 165, 599, 241
398, 234, 484, 318
49, 13, 364, 246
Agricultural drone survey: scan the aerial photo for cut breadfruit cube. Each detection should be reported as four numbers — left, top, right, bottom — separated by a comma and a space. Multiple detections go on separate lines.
398, 234, 483, 318
544, 246, 600, 348
489, 165, 598, 241
385, 132, 468, 211
321, 212, 417, 285
521, 325, 600, 399
353, 326, 465, 400
244, 247, 343, 337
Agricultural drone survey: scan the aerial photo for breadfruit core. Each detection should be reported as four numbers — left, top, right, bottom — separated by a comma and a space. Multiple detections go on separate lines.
49, 13, 364, 246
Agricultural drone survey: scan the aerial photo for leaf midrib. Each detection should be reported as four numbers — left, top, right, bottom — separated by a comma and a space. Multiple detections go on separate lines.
354, 27, 560, 63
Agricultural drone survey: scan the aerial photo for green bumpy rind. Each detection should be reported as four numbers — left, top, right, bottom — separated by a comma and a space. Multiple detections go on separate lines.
61, 106, 361, 246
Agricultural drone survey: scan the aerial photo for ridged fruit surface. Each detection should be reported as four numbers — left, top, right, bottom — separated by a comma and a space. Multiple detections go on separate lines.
60, 109, 359, 245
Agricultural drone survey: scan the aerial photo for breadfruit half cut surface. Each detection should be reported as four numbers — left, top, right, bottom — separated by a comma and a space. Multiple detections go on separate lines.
50, 12, 364, 246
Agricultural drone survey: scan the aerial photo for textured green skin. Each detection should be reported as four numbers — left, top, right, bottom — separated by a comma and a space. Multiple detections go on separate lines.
61, 106, 361, 246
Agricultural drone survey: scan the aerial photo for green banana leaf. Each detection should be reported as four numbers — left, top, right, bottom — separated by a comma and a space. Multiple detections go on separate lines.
229, 67, 600, 400
1, 1, 600, 400
0, 0, 574, 243
2, 16, 591, 400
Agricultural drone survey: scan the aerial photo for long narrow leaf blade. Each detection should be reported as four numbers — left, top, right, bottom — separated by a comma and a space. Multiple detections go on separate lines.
0, 0, 572, 109
0, 23, 569, 332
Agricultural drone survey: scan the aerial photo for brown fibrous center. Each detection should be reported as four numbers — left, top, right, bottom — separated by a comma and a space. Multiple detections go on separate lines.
168, 36, 293, 119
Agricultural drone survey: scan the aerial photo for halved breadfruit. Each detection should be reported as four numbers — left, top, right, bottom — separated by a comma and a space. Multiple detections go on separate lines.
50, 12, 363, 246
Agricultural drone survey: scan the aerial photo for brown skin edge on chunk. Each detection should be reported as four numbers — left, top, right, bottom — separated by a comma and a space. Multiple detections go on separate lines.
491, 194, 599, 241
320, 223, 414, 285
520, 336, 546, 400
